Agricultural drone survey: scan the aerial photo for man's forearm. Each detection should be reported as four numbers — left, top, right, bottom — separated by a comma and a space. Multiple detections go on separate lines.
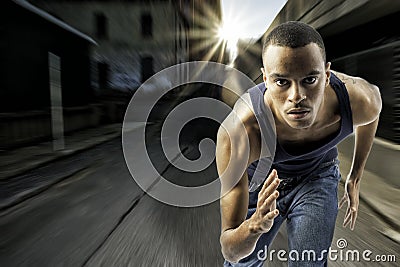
220, 217, 263, 263
349, 118, 379, 180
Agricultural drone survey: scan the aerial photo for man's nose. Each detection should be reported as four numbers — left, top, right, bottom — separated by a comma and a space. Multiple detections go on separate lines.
288, 84, 306, 104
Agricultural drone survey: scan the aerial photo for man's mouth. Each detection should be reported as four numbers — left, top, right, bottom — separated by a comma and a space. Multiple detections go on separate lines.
287, 108, 310, 119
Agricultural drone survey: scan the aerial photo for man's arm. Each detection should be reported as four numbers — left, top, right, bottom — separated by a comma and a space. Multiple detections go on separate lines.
335, 71, 382, 230
216, 98, 280, 263
339, 118, 379, 230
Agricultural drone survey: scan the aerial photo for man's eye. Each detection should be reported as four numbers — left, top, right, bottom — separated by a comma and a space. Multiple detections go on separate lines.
276, 79, 288, 86
304, 77, 317, 84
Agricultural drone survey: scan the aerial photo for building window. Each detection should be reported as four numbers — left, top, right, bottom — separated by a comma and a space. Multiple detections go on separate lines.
98, 62, 109, 89
141, 13, 152, 38
141, 56, 154, 82
95, 13, 107, 39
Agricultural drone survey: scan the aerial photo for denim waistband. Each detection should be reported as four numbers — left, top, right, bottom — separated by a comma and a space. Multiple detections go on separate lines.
277, 158, 339, 191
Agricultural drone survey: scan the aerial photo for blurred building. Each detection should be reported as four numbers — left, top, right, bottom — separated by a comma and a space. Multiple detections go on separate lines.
234, 0, 400, 144
0, 0, 98, 148
1, 0, 225, 149
1, 0, 96, 112
29, 0, 190, 92
178, 0, 226, 63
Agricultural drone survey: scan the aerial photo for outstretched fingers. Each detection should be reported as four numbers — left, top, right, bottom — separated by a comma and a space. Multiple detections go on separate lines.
341, 192, 358, 230
264, 205, 279, 220
338, 193, 348, 209
258, 170, 280, 205
257, 170, 280, 218
259, 191, 279, 215
343, 206, 357, 230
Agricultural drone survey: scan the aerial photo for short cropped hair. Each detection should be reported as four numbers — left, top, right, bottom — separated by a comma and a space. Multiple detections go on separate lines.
262, 21, 326, 64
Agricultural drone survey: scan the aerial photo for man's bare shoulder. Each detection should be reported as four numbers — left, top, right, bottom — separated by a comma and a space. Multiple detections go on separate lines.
216, 93, 261, 165
217, 93, 260, 148
219, 93, 257, 132
332, 71, 382, 126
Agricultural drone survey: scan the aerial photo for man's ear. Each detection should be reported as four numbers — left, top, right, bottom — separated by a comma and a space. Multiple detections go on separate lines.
325, 62, 331, 86
260, 67, 267, 83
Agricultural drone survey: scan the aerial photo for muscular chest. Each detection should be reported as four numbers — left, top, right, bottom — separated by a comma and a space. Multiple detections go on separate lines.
277, 115, 341, 155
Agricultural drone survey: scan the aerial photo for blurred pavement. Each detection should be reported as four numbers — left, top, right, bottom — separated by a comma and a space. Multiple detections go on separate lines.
0, 122, 146, 210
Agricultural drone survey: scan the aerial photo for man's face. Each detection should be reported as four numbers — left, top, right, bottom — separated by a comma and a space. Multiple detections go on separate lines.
262, 43, 330, 129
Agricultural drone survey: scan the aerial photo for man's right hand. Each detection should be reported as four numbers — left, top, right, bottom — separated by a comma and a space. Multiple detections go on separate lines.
249, 170, 280, 234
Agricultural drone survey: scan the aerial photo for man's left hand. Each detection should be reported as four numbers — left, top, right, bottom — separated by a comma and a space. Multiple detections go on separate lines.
339, 177, 360, 230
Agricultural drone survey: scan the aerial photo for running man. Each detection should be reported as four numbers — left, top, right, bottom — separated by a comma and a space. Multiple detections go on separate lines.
216, 21, 382, 266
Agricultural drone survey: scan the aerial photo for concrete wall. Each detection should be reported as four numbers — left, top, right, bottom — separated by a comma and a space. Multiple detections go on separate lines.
0, 104, 104, 149
265, 0, 400, 37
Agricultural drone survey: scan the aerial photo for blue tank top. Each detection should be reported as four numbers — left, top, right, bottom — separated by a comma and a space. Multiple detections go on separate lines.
247, 72, 353, 182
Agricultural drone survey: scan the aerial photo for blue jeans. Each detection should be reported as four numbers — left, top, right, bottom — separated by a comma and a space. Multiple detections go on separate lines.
224, 159, 341, 267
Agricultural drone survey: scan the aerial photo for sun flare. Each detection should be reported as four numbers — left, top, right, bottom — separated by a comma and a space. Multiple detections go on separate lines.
217, 14, 246, 65
218, 21, 240, 46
